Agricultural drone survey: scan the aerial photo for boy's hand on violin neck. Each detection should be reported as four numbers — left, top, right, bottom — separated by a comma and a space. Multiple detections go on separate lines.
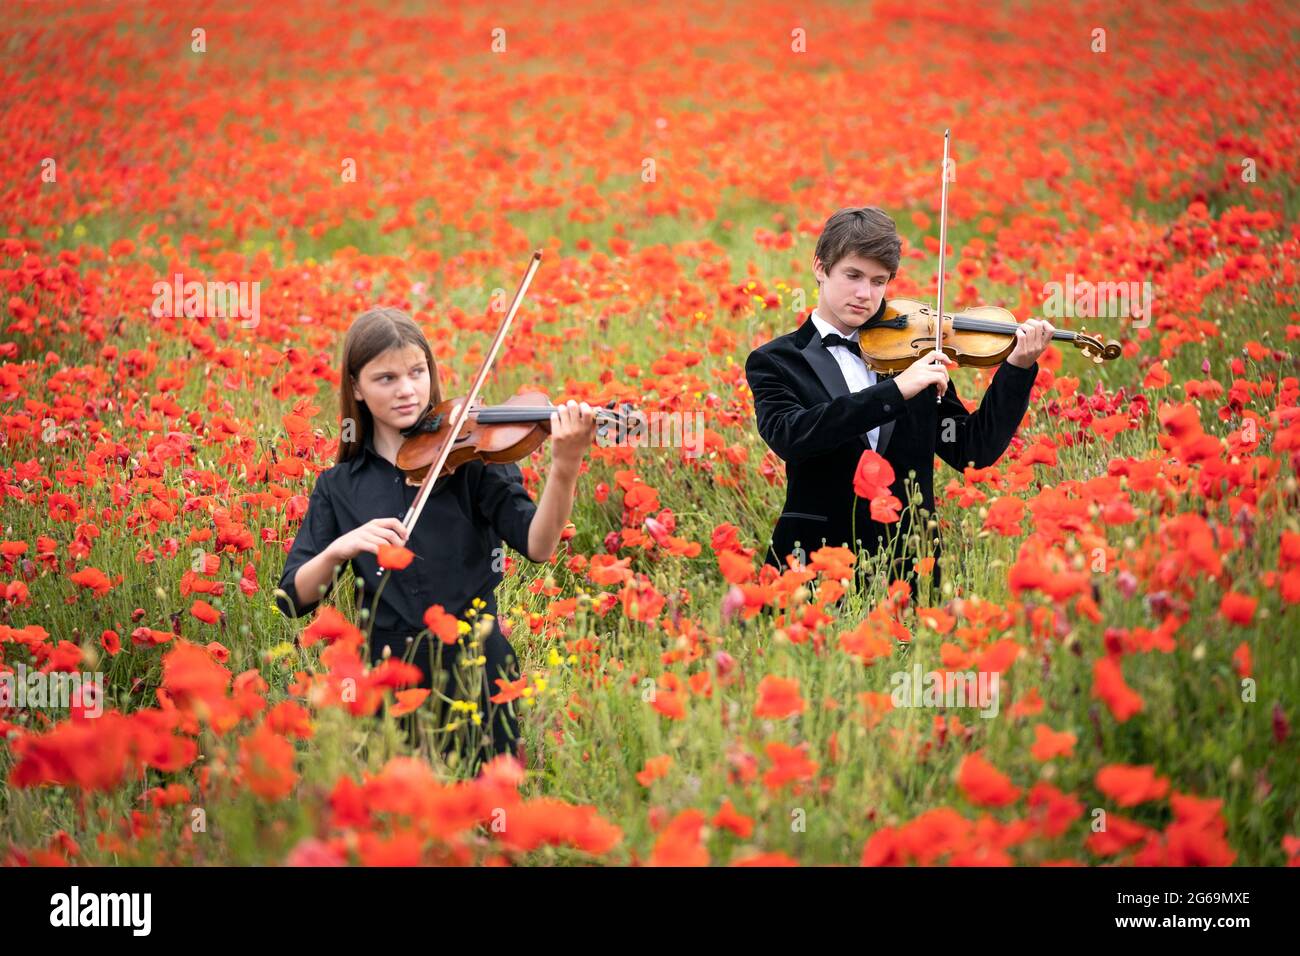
894, 350, 954, 400
550, 399, 597, 468
327, 517, 409, 562
1006, 318, 1054, 368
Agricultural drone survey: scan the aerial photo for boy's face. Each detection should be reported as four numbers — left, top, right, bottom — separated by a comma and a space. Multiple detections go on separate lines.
813, 253, 892, 333
352, 344, 431, 430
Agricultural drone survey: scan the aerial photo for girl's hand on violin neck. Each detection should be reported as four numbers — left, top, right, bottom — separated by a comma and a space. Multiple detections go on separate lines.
1006, 318, 1054, 368
550, 399, 597, 469
528, 400, 595, 562
327, 517, 410, 562
894, 350, 954, 400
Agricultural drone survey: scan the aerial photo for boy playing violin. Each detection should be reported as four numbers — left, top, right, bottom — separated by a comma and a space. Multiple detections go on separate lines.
744, 206, 1053, 593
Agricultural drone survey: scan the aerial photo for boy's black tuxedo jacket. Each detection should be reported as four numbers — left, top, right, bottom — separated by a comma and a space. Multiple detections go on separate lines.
745, 313, 1038, 574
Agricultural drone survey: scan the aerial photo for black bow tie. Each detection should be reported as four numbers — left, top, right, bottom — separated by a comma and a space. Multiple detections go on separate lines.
821, 333, 861, 358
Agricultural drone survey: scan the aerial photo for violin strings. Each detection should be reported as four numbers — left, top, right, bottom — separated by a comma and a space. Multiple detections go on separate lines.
949, 317, 1080, 340
473, 407, 625, 423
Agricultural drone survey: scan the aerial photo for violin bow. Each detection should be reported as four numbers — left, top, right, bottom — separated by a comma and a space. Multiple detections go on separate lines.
934, 128, 951, 405
378, 249, 544, 574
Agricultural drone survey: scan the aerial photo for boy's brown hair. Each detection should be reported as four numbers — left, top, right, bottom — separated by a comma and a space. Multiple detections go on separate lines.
813, 206, 902, 278
337, 307, 439, 466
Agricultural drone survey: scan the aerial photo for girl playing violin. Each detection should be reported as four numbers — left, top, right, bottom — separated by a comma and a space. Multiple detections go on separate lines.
275, 306, 597, 765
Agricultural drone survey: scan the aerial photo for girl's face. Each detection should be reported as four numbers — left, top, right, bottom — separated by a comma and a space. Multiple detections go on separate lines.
352, 344, 432, 431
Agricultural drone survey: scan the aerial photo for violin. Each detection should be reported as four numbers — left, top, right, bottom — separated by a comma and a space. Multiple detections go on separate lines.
372, 250, 544, 573
857, 298, 1121, 373
377, 250, 624, 576
395, 390, 631, 485
865, 130, 1120, 394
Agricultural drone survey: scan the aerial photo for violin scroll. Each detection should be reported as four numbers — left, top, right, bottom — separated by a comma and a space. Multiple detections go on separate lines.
1071, 326, 1123, 364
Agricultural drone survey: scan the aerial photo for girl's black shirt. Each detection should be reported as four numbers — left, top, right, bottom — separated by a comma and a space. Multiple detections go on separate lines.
274, 429, 539, 634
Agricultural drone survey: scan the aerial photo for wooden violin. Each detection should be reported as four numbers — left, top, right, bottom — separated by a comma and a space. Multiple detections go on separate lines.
857, 298, 1121, 373
878, 130, 1120, 396
374, 250, 544, 574
377, 250, 627, 576
395, 391, 631, 485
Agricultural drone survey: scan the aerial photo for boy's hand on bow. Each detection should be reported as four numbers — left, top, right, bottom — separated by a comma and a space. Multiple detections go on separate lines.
894, 350, 954, 400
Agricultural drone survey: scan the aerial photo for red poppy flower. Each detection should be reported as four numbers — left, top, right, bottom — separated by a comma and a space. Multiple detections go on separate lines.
647, 809, 708, 866
238, 722, 298, 801
754, 674, 805, 719
1092, 656, 1144, 722
377, 544, 413, 571
957, 752, 1021, 807
1030, 724, 1077, 761
636, 754, 673, 786
870, 493, 902, 523
1219, 591, 1256, 626
712, 798, 754, 838
189, 599, 220, 625
853, 449, 895, 500
717, 549, 755, 584
490, 676, 528, 704
1096, 764, 1170, 806
423, 604, 461, 645
389, 688, 429, 717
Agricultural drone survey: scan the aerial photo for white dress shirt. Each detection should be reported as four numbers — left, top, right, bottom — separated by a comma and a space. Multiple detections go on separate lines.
810, 309, 881, 451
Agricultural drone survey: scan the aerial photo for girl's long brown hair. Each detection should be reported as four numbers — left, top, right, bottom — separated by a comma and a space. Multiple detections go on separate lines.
337, 307, 440, 466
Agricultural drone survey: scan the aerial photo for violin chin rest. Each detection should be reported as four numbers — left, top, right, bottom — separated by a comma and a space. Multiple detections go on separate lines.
400, 411, 443, 437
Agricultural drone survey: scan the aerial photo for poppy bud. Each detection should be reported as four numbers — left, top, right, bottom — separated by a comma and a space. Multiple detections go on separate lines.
1273, 703, 1290, 743
1116, 570, 1138, 598
721, 585, 745, 623
643, 515, 668, 546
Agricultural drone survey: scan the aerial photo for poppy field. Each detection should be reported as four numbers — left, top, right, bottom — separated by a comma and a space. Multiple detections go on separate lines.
1, 0, 1298, 867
